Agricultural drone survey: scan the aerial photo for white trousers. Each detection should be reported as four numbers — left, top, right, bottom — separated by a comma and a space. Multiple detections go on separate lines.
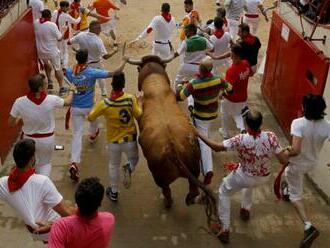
195, 118, 213, 175
221, 98, 247, 136
108, 141, 139, 193
219, 167, 269, 229
175, 63, 199, 107
152, 42, 171, 59
89, 62, 106, 95
23, 134, 54, 177
71, 107, 99, 163
227, 18, 240, 41
58, 39, 69, 69
243, 16, 260, 35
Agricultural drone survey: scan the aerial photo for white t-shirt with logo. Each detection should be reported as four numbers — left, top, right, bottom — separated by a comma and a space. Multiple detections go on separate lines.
10, 95, 64, 135
289, 117, 330, 168
34, 20, 62, 59
29, 0, 44, 20
223, 131, 282, 176
0, 174, 62, 230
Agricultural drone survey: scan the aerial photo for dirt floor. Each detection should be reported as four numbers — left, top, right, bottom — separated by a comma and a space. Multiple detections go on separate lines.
1, 0, 330, 247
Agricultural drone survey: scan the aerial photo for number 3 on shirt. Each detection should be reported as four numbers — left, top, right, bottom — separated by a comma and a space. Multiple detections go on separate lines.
119, 109, 131, 124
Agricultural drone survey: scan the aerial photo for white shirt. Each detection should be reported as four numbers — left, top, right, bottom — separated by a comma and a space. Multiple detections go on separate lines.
210, 32, 231, 65
51, 10, 81, 38
223, 132, 282, 176
244, 0, 262, 15
70, 32, 107, 63
177, 35, 213, 64
34, 20, 62, 58
225, 0, 245, 20
289, 117, 330, 168
29, 0, 44, 20
10, 95, 64, 135
138, 15, 177, 43
0, 174, 62, 230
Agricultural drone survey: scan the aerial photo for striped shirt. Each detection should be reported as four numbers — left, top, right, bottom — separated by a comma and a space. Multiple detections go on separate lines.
177, 75, 232, 120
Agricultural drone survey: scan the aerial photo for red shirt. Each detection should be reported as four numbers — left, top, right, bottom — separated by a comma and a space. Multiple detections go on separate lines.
48, 212, 115, 248
92, 0, 119, 23
225, 60, 251, 103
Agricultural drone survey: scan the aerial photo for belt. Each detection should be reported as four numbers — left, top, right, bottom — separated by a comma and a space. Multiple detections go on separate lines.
154, 40, 170, 45
88, 60, 100, 64
24, 132, 54, 138
26, 225, 50, 235
188, 62, 200, 65
112, 134, 137, 144
245, 13, 259, 18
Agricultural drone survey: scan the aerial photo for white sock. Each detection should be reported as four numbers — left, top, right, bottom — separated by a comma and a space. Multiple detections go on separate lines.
304, 221, 312, 230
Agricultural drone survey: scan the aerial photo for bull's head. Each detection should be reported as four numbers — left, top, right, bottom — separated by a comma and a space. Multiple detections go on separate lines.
122, 42, 175, 91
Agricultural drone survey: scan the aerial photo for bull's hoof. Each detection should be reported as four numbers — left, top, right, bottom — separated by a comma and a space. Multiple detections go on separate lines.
185, 192, 200, 206
164, 198, 173, 209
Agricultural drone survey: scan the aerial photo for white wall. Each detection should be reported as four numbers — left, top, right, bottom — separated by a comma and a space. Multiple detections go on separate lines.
0, 0, 28, 35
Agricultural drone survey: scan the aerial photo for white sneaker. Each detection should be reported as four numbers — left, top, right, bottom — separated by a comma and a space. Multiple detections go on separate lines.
218, 128, 230, 140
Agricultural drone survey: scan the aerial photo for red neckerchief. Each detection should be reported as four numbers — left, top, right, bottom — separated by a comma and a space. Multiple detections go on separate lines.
73, 63, 88, 75
8, 167, 36, 192
26, 91, 47, 105
39, 17, 51, 24
247, 128, 261, 138
110, 90, 124, 101
213, 28, 224, 39
161, 12, 172, 22
242, 33, 256, 45
195, 72, 213, 79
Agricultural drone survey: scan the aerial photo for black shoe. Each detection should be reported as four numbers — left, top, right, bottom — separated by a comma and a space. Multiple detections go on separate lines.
300, 226, 320, 248
106, 187, 118, 202
48, 81, 54, 90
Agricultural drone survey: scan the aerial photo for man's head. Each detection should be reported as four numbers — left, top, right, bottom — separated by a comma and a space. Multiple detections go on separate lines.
184, 23, 197, 38
216, 7, 226, 18
29, 74, 47, 93
245, 110, 263, 131
59, 1, 70, 12
75, 177, 105, 217
238, 23, 250, 38
161, 3, 170, 13
111, 72, 125, 91
73, 0, 81, 3
230, 44, 243, 63
76, 49, 88, 64
41, 9, 52, 19
89, 21, 101, 35
13, 139, 36, 169
184, 0, 193, 13
302, 93, 326, 120
199, 57, 213, 75
214, 16, 224, 30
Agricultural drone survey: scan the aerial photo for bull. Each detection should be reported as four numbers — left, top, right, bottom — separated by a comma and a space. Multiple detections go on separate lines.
123, 44, 217, 224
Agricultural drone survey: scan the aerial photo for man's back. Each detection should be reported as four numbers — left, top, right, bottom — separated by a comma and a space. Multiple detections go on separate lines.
150, 15, 176, 41
34, 20, 61, 57
49, 212, 115, 248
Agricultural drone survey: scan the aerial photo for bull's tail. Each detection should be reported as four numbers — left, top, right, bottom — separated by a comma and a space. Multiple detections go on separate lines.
166, 143, 218, 227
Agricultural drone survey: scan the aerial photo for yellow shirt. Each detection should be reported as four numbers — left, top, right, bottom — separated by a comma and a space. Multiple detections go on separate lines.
88, 93, 142, 143
179, 10, 201, 41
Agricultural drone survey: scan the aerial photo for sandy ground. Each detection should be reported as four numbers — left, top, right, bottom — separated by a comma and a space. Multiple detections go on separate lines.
1, 0, 330, 247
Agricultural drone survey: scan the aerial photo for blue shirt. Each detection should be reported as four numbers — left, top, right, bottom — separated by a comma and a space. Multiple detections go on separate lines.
66, 67, 109, 108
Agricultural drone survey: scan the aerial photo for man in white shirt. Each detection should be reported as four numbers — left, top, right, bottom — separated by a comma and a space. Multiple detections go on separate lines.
68, 21, 118, 97
198, 110, 287, 244
225, 0, 245, 41
243, 0, 268, 35
0, 139, 74, 242
29, 0, 44, 20
52, 1, 81, 71
34, 9, 66, 96
283, 94, 330, 247
133, 3, 176, 59
8, 74, 75, 177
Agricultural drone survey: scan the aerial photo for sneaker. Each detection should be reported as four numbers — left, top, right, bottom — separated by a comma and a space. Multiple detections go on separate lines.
48, 80, 54, 90
218, 128, 230, 140
59, 87, 68, 97
106, 187, 118, 202
69, 162, 79, 182
299, 226, 320, 248
241, 105, 250, 117
281, 180, 290, 202
210, 223, 230, 244
88, 128, 100, 144
203, 171, 214, 185
240, 208, 250, 221
123, 162, 132, 189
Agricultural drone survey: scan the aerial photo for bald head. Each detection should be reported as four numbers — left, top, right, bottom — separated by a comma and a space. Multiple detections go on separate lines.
199, 57, 213, 74
245, 110, 263, 131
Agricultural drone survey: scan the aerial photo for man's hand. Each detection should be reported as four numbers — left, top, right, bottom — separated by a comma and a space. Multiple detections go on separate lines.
34, 221, 52, 234
69, 84, 77, 94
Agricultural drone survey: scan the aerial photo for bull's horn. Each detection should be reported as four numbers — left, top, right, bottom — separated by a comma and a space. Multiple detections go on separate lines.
161, 53, 175, 64
122, 41, 143, 66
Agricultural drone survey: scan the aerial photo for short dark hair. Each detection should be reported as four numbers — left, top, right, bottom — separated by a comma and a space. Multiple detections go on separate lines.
41, 9, 51, 18
112, 72, 125, 90
303, 93, 326, 120
59, 1, 70, 8
245, 110, 263, 131
239, 23, 250, 33
214, 16, 224, 29
76, 49, 88, 64
184, 0, 193, 5
28, 74, 46, 93
13, 139, 35, 169
161, 3, 170, 13
75, 177, 105, 217
231, 44, 243, 58
216, 7, 226, 18
185, 23, 197, 34
89, 20, 100, 29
